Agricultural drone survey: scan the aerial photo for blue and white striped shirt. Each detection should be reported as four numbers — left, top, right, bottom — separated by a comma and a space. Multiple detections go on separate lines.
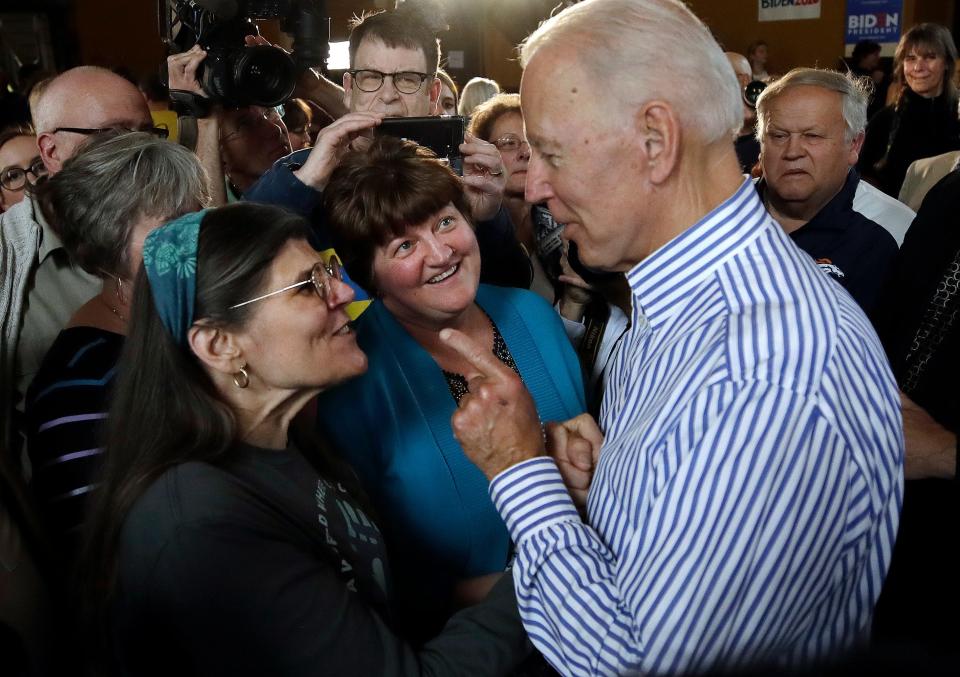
490, 179, 903, 676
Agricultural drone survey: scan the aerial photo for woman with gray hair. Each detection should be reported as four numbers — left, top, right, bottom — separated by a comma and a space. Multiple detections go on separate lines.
25, 131, 209, 557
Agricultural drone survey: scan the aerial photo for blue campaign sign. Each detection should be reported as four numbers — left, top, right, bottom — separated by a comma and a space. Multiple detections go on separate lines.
845, 0, 903, 46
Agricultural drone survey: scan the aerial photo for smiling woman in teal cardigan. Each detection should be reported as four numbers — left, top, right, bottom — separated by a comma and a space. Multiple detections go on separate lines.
317, 137, 585, 639
317, 284, 584, 637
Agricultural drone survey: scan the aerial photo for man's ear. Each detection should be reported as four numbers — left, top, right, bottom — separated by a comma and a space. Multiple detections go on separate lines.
188, 323, 244, 377
37, 132, 63, 175
342, 71, 354, 110
428, 77, 442, 116
635, 101, 681, 185
848, 131, 865, 166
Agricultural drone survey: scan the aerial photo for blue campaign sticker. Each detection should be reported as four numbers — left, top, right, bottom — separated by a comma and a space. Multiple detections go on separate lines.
845, 0, 903, 46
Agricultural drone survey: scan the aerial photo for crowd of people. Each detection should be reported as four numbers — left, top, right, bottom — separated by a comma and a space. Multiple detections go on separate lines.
0, 0, 958, 675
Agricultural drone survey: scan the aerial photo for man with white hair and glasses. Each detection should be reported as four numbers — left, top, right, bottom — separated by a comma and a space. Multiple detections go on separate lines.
438, 0, 903, 674
755, 68, 905, 314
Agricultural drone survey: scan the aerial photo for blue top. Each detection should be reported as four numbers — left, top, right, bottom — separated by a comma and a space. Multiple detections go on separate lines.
316, 284, 584, 634
490, 179, 903, 674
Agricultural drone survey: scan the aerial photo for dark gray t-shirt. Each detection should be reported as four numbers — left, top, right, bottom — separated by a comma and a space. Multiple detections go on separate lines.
113, 442, 529, 676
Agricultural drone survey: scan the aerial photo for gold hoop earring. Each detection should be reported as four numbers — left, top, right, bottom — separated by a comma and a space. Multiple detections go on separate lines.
233, 364, 249, 389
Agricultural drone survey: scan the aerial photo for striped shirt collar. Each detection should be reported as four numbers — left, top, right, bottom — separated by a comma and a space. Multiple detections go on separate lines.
625, 178, 768, 328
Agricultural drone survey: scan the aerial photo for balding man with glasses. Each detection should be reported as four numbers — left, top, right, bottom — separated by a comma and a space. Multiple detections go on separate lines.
1, 66, 154, 463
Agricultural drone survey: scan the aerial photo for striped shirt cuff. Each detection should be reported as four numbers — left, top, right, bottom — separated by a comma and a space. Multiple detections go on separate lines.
490, 457, 582, 542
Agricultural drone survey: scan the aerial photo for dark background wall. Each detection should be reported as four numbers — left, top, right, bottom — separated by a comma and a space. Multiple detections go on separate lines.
1, 1, 957, 91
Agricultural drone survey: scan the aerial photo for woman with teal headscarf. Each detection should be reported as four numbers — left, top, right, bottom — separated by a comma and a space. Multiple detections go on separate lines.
79, 203, 531, 675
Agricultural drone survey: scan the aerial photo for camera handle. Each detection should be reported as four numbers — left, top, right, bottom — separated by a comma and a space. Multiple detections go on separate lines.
169, 90, 213, 151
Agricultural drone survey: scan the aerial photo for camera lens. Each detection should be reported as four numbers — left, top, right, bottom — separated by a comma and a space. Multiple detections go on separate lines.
743, 80, 767, 109
232, 46, 297, 107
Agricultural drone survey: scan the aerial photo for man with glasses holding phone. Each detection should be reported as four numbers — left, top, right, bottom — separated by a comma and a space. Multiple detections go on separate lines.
1, 65, 155, 461
243, 3, 530, 290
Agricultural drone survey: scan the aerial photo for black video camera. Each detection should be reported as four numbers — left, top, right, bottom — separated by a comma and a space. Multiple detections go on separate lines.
159, 0, 329, 108
743, 79, 767, 108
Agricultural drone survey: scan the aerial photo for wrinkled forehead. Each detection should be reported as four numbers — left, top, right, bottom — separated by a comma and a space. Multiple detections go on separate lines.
352, 36, 429, 73
70, 81, 152, 129
520, 48, 606, 142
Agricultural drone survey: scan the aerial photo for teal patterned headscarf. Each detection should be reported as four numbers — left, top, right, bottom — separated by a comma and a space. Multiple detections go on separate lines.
142, 209, 208, 345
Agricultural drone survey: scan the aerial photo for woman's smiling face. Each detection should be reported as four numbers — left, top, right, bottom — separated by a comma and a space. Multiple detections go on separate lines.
372, 203, 481, 328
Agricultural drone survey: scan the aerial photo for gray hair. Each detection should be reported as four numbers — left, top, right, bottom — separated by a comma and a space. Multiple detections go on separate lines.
519, 0, 742, 144
37, 132, 211, 278
458, 77, 501, 117
755, 68, 872, 143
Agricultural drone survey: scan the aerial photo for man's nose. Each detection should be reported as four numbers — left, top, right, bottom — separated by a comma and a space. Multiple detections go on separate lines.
379, 76, 402, 102
525, 152, 553, 204
783, 134, 805, 158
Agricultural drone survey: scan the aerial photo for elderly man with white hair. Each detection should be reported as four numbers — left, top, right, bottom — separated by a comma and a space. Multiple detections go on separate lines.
438, 0, 903, 674
754, 68, 906, 314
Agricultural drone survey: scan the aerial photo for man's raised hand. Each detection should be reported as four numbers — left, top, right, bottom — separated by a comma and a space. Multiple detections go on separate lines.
440, 327, 545, 479
294, 112, 382, 190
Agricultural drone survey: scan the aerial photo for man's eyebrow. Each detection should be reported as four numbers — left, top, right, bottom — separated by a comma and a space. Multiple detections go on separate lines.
527, 133, 558, 151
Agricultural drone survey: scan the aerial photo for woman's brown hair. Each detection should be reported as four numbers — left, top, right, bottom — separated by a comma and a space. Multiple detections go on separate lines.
467, 93, 521, 143
322, 135, 472, 294
894, 23, 958, 103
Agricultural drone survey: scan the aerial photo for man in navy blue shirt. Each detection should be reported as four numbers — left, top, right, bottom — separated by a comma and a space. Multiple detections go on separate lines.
755, 68, 899, 314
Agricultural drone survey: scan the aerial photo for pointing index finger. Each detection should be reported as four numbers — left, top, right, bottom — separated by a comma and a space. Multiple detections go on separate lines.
440, 328, 510, 382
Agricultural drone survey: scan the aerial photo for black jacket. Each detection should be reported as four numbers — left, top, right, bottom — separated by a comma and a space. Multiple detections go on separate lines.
859, 88, 960, 197
870, 168, 959, 652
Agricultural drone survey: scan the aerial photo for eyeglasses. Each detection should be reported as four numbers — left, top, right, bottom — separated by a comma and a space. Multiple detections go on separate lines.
53, 126, 170, 139
1, 157, 47, 192
348, 69, 432, 94
221, 106, 285, 144
229, 259, 343, 310
493, 133, 529, 154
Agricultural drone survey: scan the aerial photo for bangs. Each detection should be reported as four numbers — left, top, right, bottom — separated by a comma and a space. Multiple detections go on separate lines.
322, 136, 472, 294
904, 39, 944, 58
365, 168, 463, 245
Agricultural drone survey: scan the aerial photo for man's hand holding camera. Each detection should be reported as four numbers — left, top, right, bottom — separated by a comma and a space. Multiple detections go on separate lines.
167, 45, 228, 206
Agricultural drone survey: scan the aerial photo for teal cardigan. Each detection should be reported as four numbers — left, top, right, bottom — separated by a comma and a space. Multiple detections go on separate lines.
316, 285, 585, 629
